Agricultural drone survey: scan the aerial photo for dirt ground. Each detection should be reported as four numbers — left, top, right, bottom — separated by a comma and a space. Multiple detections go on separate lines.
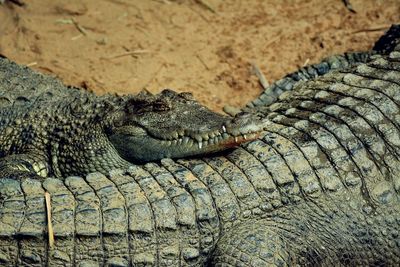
0, 0, 399, 111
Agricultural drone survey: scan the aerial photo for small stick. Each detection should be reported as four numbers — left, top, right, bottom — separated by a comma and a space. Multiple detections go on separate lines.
71, 34, 83, 41
45, 192, 54, 248
71, 18, 88, 36
55, 18, 88, 37
26, 62, 37, 67
251, 63, 269, 90
102, 50, 150, 60
153, 0, 171, 3
196, 54, 210, 70
55, 18, 74, 25
303, 58, 310, 67
342, 0, 356, 13
194, 0, 216, 13
352, 26, 390, 34
264, 34, 282, 48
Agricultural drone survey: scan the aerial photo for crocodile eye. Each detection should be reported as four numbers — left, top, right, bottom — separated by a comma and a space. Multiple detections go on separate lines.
153, 100, 170, 111
160, 89, 177, 98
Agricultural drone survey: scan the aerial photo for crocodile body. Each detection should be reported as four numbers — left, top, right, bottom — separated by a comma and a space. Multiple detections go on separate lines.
1, 26, 400, 266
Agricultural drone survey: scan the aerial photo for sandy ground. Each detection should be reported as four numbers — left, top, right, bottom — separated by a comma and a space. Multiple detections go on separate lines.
0, 0, 399, 111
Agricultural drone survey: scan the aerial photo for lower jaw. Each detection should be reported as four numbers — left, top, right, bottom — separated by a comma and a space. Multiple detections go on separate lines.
160, 131, 262, 158
114, 131, 262, 162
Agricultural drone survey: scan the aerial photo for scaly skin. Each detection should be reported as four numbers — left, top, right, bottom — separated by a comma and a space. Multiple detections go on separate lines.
246, 51, 373, 108
0, 58, 263, 179
0, 25, 400, 266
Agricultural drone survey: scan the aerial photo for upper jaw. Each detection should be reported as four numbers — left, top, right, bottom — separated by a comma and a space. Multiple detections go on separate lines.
155, 112, 265, 150
158, 126, 261, 150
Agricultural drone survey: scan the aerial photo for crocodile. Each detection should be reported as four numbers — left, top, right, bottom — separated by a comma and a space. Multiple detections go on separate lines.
0, 25, 400, 266
0, 59, 264, 180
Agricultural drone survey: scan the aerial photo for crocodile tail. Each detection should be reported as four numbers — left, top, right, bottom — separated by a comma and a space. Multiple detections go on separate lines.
373, 24, 400, 54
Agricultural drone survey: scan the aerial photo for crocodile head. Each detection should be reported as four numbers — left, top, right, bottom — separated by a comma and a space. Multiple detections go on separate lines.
108, 89, 264, 162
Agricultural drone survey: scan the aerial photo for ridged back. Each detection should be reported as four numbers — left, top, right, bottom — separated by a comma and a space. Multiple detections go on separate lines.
0, 58, 94, 115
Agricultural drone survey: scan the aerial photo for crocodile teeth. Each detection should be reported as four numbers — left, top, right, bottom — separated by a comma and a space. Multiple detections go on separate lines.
222, 125, 227, 133
243, 134, 247, 140
188, 139, 194, 147
198, 141, 203, 149
234, 136, 238, 142
195, 135, 202, 142
183, 137, 190, 145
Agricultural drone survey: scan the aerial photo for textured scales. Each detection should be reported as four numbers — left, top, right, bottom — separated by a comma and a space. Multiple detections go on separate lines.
0, 59, 263, 179
246, 51, 373, 108
0, 25, 400, 266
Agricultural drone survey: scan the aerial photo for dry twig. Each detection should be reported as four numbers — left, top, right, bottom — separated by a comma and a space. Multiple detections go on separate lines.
45, 192, 54, 248
102, 49, 150, 60
303, 58, 310, 67
26, 62, 37, 67
71, 18, 88, 36
55, 18, 88, 36
251, 63, 269, 90
196, 54, 210, 70
194, 0, 216, 13
352, 26, 390, 34
342, 0, 356, 13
